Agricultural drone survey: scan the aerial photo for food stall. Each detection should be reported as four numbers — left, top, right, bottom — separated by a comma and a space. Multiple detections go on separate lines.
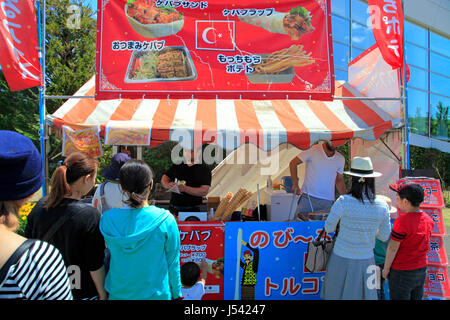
46, 76, 404, 300
43, 0, 408, 300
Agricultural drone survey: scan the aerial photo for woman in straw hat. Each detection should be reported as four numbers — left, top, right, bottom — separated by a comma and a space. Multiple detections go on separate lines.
321, 156, 392, 300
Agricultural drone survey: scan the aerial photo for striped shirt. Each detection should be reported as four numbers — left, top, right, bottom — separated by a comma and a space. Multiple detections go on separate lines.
0, 240, 73, 300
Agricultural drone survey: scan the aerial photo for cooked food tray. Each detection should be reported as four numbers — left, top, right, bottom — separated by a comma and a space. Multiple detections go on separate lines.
124, 46, 197, 83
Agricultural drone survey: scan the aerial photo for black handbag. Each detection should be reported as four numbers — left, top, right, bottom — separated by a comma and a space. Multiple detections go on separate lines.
305, 226, 339, 273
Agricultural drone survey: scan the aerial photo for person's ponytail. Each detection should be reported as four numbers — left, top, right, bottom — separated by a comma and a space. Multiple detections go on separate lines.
44, 152, 97, 209
119, 160, 153, 208
44, 165, 71, 209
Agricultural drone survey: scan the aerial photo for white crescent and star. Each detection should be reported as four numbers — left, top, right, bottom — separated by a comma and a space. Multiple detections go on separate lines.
202, 27, 223, 44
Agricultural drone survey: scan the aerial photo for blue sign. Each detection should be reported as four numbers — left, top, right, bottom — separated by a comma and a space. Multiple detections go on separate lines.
224, 221, 327, 300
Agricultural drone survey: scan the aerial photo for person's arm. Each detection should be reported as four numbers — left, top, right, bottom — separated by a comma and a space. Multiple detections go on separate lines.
90, 266, 108, 300
83, 206, 108, 299
382, 239, 401, 279
161, 174, 176, 190
178, 184, 210, 197
324, 196, 344, 234
92, 185, 102, 213
335, 173, 346, 196
376, 206, 391, 242
200, 260, 208, 285
289, 156, 303, 195
165, 215, 182, 299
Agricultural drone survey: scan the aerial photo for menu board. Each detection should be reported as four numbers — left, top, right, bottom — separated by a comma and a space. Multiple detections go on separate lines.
62, 125, 103, 158
95, 0, 334, 100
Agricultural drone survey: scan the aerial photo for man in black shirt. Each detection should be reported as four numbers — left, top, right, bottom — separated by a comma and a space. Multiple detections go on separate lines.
161, 148, 212, 216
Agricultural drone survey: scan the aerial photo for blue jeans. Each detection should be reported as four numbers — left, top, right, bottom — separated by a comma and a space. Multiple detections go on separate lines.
388, 267, 427, 300
296, 194, 333, 219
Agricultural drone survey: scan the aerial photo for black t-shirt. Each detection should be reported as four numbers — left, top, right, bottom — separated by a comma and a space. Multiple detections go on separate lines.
165, 163, 212, 207
25, 198, 105, 300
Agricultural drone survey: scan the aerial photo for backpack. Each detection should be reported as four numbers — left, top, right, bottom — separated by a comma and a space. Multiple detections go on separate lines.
98, 182, 114, 213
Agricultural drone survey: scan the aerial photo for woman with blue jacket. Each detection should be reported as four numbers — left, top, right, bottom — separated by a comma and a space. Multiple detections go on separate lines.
100, 160, 182, 300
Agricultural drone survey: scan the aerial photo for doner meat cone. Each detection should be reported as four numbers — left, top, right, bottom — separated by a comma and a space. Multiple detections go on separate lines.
213, 196, 230, 220
222, 189, 252, 221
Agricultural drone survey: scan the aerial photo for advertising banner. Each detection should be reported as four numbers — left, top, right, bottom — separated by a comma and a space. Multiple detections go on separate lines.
368, 0, 404, 70
178, 221, 225, 300
224, 221, 328, 300
424, 265, 450, 299
427, 236, 449, 267
105, 120, 152, 145
96, 0, 334, 100
423, 207, 447, 237
0, 0, 42, 91
397, 178, 445, 209
62, 125, 103, 158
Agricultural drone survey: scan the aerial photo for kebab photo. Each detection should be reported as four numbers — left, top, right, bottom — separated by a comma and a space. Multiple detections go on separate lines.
125, 0, 184, 38
125, 46, 198, 83
238, 6, 315, 41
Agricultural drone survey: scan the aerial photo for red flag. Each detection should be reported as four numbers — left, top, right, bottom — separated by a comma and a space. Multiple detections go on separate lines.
368, 0, 404, 70
0, 0, 42, 91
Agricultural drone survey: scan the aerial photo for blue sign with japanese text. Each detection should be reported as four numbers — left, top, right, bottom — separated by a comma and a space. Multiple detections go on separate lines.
224, 221, 327, 300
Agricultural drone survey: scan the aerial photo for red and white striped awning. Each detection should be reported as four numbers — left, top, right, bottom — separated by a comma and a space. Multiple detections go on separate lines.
48, 76, 401, 151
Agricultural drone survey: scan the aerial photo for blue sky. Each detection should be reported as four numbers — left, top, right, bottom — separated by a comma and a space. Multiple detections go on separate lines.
83, 0, 97, 12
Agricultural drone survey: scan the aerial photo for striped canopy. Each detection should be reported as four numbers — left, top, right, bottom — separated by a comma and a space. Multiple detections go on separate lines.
48, 76, 401, 151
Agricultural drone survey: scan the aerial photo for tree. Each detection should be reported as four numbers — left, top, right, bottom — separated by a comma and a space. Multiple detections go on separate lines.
1, 0, 96, 130
0, 74, 41, 145
45, 0, 97, 114
430, 101, 449, 139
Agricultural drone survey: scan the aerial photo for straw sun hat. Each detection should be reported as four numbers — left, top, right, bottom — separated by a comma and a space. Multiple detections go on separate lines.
343, 156, 382, 179
376, 194, 398, 215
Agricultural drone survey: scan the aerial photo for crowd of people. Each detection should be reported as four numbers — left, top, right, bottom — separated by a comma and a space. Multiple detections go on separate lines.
0, 131, 435, 301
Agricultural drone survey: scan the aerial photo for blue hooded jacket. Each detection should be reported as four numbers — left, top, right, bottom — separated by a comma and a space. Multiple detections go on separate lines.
100, 206, 181, 300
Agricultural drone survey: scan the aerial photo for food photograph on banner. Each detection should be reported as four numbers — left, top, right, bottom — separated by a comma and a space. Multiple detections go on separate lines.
179, 222, 225, 300
95, 0, 334, 100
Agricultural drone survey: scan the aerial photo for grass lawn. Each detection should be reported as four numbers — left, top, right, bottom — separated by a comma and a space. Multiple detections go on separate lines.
443, 190, 450, 230
443, 207, 450, 230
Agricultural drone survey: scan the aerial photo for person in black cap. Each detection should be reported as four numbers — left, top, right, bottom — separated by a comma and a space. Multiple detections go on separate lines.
92, 152, 131, 214
382, 183, 434, 300
0, 130, 72, 300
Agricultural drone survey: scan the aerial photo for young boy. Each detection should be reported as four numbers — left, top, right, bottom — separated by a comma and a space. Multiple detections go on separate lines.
181, 260, 208, 300
382, 183, 434, 300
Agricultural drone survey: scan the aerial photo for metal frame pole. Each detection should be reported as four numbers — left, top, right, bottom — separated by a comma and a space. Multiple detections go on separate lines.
37, 0, 47, 196
38, 0, 48, 195
401, 0, 410, 170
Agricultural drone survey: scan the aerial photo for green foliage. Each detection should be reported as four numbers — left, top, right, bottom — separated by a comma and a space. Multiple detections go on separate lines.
45, 0, 96, 114
409, 145, 450, 196
0, 0, 96, 151
0, 73, 41, 147
95, 144, 113, 184
143, 142, 178, 183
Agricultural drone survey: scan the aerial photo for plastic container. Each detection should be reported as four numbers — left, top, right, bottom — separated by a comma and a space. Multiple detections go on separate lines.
282, 176, 297, 193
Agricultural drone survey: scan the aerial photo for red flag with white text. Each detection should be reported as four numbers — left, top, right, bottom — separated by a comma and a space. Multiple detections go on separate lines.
0, 0, 42, 91
367, 0, 404, 70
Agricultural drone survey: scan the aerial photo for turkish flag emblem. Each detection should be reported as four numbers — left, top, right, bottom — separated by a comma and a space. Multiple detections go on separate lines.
195, 20, 235, 51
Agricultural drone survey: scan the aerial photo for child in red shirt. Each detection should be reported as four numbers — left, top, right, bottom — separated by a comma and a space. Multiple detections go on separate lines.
382, 183, 434, 300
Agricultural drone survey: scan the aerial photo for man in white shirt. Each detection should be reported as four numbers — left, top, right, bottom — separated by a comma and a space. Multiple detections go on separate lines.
289, 141, 346, 219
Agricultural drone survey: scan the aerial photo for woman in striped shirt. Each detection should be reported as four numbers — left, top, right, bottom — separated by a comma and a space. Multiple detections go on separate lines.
0, 131, 72, 300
